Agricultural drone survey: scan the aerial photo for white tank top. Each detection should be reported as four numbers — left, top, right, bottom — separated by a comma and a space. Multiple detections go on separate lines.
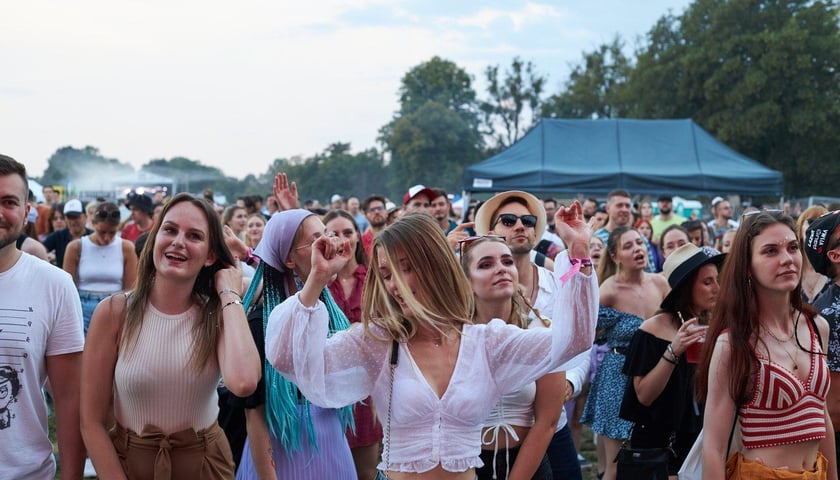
78, 235, 124, 292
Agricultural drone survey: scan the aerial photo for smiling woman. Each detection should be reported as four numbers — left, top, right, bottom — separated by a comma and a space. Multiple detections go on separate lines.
80, 193, 261, 480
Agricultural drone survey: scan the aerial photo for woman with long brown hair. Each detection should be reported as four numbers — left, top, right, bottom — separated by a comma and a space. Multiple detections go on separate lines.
81, 193, 261, 479
697, 210, 836, 479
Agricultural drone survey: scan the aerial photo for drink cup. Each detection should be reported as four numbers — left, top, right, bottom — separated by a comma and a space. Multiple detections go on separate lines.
685, 342, 702, 364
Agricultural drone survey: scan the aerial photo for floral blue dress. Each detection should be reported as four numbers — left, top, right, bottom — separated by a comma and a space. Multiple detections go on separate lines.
580, 307, 643, 440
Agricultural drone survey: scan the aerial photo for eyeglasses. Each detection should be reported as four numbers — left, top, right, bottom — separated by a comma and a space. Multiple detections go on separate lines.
494, 213, 538, 229
95, 210, 121, 222
457, 234, 506, 255
367, 206, 385, 213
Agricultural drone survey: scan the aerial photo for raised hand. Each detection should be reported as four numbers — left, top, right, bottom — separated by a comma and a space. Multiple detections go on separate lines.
308, 234, 352, 285
223, 225, 249, 259
555, 200, 590, 258
447, 222, 475, 253
273, 172, 300, 211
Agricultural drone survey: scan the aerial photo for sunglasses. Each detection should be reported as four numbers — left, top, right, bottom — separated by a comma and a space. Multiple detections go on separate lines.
741, 208, 783, 219
494, 213, 538, 229
95, 210, 121, 222
457, 234, 506, 255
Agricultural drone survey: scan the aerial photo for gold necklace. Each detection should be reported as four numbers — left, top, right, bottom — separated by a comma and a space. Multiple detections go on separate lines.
765, 325, 799, 371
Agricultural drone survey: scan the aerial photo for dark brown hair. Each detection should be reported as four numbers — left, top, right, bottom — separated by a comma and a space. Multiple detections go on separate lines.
696, 211, 816, 403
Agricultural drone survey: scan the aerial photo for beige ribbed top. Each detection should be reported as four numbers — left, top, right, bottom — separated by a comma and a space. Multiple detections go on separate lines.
114, 303, 220, 434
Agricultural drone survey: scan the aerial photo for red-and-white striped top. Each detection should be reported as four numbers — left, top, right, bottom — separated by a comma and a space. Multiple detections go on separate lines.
740, 320, 830, 449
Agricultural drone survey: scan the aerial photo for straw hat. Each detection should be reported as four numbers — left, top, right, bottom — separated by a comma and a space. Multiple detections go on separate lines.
474, 190, 546, 240
660, 243, 725, 309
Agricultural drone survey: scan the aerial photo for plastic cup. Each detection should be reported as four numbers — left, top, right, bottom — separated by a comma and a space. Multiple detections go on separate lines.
685, 342, 702, 364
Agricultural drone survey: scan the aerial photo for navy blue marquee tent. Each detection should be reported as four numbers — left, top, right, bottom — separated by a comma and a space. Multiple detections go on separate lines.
463, 118, 783, 197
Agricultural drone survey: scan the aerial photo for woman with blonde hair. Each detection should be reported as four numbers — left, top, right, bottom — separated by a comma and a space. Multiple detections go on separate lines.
797, 205, 830, 303
265, 206, 596, 480
81, 193, 261, 479
244, 213, 266, 250
697, 210, 836, 479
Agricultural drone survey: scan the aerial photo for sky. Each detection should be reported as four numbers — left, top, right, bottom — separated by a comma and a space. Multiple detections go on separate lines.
3, 0, 694, 180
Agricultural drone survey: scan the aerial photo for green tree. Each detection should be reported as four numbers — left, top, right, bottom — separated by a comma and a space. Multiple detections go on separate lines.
269, 143, 389, 203
379, 57, 483, 193
541, 38, 632, 120
626, 0, 840, 196
41, 146, 133, 188
142, 157, 230, 196
387, 101, 482, 194
480, 57, 547, 152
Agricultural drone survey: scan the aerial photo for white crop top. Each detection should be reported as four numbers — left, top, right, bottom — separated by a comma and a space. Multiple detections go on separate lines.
78, 235, 124, 291
265, 268, 597, 474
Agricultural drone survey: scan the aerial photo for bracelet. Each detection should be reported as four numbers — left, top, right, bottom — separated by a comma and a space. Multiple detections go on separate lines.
661, 353, 678, 365
245, 247, 260, 266
218, 288, 241, 298
222, 299, 243, 311
666, 343, 680, 363
569, 257, 593, 268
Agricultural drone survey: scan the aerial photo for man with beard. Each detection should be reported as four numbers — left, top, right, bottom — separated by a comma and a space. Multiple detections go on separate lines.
474, 190, 594, 480
707, 196, 739, 250
595, 189, 656, 272
650, 194, 686, 242
360, 194, 388, 258
42, 198, 91, 267
0, 154, 84, 479
430, 188, 457, 234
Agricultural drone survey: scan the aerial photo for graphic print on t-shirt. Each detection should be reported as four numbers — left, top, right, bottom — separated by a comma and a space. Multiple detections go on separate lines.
0, 306, 31, 430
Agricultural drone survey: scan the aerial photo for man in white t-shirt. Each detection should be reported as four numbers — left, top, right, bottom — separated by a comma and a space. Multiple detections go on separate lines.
0, 154, 85, 479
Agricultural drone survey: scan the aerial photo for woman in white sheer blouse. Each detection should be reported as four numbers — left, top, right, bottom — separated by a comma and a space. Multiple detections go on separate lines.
265, 207, 598, 480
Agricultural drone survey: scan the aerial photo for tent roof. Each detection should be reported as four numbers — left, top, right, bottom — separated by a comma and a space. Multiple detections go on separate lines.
463, 118, 783, 196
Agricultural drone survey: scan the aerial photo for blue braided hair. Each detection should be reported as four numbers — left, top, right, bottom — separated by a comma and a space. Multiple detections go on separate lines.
242, 261, 354, 456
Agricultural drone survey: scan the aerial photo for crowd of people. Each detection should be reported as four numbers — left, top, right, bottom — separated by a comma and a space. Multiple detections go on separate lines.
3, 151, 840, 480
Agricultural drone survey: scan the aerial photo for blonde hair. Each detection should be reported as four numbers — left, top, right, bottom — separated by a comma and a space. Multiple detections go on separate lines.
362, 213, 473, 341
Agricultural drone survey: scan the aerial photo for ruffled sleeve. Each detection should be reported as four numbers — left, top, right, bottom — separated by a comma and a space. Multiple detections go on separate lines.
485, 267, 598, 395
265, 292, 390, 408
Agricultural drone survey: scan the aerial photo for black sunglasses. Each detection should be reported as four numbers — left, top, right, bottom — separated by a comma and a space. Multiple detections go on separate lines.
494, 213, 538, 229
95, 210, 121, 222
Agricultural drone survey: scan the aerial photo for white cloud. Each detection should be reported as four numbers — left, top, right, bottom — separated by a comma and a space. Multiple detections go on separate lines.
453, 2, 564, 31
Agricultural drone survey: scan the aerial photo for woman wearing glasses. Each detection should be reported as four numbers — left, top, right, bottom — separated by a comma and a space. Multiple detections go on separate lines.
264, 204, 596, 480
697, 210, 835, 479
63, 202, 137, 335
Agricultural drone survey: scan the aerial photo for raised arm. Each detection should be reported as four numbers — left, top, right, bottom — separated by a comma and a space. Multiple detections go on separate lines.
215, 264, 261, 397
266, 234, 387, 407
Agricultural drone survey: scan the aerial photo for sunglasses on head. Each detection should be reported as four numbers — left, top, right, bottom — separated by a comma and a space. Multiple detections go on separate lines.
741, 208, 783, 219
494, 213, 538, 229
457, 234, 506, 255
95, 210, 121, 222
